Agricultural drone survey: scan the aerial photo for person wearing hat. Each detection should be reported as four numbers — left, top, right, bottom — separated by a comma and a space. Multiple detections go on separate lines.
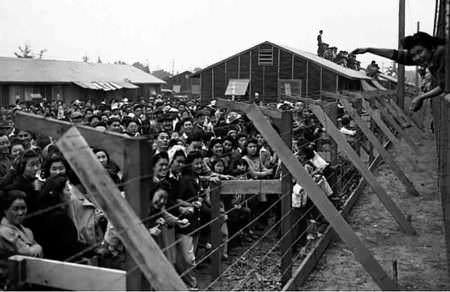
352, 31, 446, 111
70, 111, 84, 124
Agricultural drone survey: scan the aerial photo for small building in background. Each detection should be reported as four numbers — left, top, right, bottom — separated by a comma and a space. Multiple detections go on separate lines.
164, 71, 200, 97
190, 41, 373, 105
0, 57, 165, 106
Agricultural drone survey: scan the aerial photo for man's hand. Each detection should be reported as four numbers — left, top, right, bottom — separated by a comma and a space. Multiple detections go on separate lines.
177, 218, 190, 228
409, 96, 424, 112
149, 226, 162, 236
350, 48, 369, 55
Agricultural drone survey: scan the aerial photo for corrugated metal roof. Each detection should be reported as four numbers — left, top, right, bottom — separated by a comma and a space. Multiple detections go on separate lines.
378, 73, 416, 87
361, 80, 377, 91
276, 43, 372, 80
0, 57, 165, 84
371, 79, 388, 90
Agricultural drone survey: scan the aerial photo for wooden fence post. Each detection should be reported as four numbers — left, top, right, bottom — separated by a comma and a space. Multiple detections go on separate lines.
242, 103, 398, 290
340, 99, 420, 197
310, 105, 416, 235
280, 111, 293, 286
56, 127, 187, 291
210, 182, 223, 280
123, 138, 152, 290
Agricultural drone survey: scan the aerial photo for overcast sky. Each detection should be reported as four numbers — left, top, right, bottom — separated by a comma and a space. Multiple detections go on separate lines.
0, 0, 436, 73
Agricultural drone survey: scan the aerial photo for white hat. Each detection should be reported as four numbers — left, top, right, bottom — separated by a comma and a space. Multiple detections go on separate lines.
168, 145, 187, 165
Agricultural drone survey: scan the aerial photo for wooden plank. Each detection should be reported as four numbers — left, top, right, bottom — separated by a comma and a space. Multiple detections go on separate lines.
375, 95, 410, 127
56, 127, 187, 291
210, 182, 223, 279
123, 138, 152, 290
216, 97, 282, 120
310, 104, 415, 235
280, 111, 293, 286
362, 102, 412, 156
241, 102, 398, 290
9, 255, 126, 291
373, 98, 422, 155
219, 179, 282, 195
14, 111, 127, 169
283, 144, 389, 291
340, 99, 420, 197
386, 97, 424, 135
363, 101, 428, 173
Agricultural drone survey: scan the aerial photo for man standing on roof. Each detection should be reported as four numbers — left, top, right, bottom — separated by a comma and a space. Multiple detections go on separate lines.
317, 30, 324, 57
351, 31, 445, 112
366, 60, 380, 79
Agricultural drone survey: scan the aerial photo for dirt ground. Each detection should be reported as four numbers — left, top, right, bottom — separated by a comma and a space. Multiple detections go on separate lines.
301, 127, 450, 290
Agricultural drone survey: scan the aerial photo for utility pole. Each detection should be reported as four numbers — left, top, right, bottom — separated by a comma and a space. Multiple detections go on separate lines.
397, 0, 406, 109
416, 21, 421, 87
171, 59, 175, 76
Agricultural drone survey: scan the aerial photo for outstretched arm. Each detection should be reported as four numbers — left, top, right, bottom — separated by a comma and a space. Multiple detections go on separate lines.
352, 47, 416, 66
351, 48, 396, 59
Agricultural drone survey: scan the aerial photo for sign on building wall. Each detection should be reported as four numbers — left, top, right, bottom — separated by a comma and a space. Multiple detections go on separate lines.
225, 79, 250, 96
172, 85, 181, 93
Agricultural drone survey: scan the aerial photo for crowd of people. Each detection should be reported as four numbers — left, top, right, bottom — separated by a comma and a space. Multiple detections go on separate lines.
317, 30, 361, 70
0, 94, 360, 289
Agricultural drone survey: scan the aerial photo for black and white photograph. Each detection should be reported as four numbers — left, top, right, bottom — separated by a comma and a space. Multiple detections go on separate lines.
0, 0, 448, 290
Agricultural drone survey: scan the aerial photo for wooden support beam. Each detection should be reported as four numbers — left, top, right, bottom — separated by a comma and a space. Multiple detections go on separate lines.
8, 255, 126, 291
216, 97, 282, 120
310, 105, 416, 235
280, 111, 293, 286
56, 127, 187, 291
123, 138, 152, 290
210, 182, 223, 279
375, 95, 411, 128
362, 101, 418, 162
241, 102, 398, 290
219, 179, 282, 195
283, 142, 390, 290
14, 111, 127, 170
372, 98, 422, 155
340, 99, 420, 197
386, 97, 425, 135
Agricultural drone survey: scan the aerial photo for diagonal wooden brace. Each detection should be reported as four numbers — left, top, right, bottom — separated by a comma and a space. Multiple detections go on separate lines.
310, 104, 416, 236
241, 103, 398, 290
340, 99, 420, 197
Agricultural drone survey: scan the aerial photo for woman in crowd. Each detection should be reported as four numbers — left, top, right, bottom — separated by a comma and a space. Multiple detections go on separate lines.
33, 175, 89, 261
93, 148, 122, 186
0, 190, 42, 286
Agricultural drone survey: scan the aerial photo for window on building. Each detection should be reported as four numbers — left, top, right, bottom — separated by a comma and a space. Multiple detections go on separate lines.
278, 79, 302, 99
258, 47, 273, 66
225, 79, 250, 96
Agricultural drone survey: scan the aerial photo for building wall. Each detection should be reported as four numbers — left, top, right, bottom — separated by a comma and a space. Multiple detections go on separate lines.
0, 83, 158, 106
199, 43, 361, 104
166, 73, 192, 94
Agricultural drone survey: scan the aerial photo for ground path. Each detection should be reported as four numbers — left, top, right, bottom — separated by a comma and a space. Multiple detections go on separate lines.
301, 127, 450, 290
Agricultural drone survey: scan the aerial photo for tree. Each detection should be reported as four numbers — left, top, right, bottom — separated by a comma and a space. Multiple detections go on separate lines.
37, 49, 47, 59
82, 55, 89, 63
14, 43, 47, 59
132, 61, 150, 73
97, 56, 103, 63
114, 60, 127, 65
151, 69, 172, 81
193, 67, 202, 73
14, 44, 34, 58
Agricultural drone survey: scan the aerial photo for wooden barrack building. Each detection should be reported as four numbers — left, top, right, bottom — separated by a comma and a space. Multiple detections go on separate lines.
191, 41, 376, 104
